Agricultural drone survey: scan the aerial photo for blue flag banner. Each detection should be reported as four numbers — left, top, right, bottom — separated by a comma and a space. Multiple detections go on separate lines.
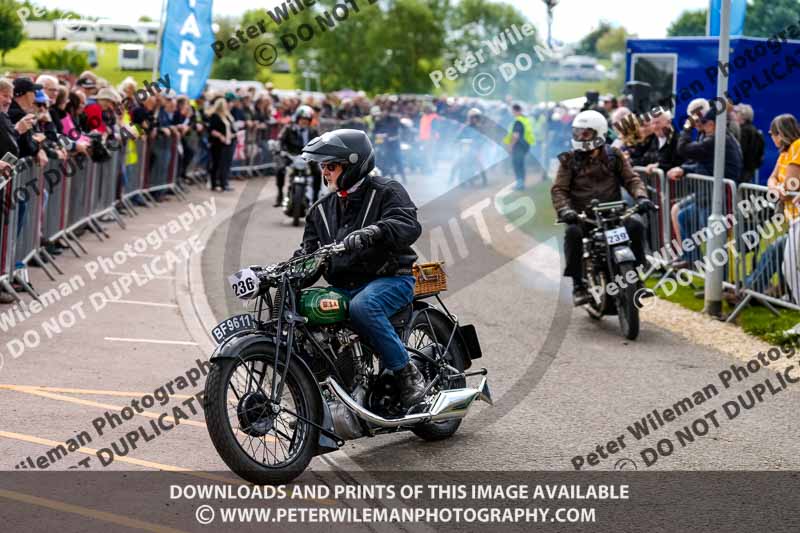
158, 0, 215, 99
708, 0, 747, 37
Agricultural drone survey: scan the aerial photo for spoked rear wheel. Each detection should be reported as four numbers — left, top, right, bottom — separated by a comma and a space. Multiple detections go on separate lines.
204, 344, 321, 485
406, 310, 466, 441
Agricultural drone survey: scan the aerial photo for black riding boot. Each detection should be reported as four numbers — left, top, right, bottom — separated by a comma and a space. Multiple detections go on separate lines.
396, 362, 426, 408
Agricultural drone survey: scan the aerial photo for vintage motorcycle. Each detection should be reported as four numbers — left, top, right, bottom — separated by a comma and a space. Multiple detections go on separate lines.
269, 141, 317, 227
574, 199, 655, 340
204, 243, 490, 485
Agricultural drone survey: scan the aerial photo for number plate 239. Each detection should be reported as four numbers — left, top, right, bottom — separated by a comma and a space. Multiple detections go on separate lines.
228, 268, 259, 300
605, 227, 630, 245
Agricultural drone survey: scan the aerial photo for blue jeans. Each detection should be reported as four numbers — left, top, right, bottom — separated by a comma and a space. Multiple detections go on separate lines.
337, 275, 415, 372
677, 200, 708, 263
511, 150, 526, 188
745, 235, 787, 291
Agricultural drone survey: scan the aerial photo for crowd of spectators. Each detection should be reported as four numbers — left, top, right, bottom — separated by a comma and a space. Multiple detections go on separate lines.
0, 70, 537, 305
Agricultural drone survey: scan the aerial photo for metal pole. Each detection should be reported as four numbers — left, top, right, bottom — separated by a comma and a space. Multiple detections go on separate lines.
541, 3, 554, 179
704, 0, 730, 317
152, 0, 167, 81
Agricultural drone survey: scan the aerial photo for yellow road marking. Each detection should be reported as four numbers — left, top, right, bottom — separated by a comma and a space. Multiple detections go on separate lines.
1, 386, 280, 446
0, 489, 188, 533
0, 430, 335, 504
0, 384, 194, 399
0, 430, 190, 472
10, 387, 206, 428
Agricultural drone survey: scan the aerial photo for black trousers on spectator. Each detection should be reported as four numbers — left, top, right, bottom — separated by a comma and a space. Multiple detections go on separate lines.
209, 142, 223, 189
563, 216, 646, 285
209, 141, 231, 189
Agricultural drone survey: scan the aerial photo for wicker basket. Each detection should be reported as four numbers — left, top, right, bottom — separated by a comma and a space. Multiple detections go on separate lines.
412, 262, 447, 297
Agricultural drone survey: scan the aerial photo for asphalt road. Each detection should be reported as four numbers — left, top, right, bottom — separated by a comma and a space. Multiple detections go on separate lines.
1, 166, 798, 532
199, 166, 800, 473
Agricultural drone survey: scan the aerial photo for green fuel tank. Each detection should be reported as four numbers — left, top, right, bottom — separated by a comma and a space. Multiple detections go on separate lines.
299, 288, 350, 325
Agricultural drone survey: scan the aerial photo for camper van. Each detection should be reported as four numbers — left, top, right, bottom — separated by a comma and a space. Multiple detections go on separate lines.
94, 22, 143, 43
626, 36, 800, 183
54, 19, 97, 41
118, 45, 156, 71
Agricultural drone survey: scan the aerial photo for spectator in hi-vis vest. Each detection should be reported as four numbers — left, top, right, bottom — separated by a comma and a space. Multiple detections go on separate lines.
504, 103, 535, 190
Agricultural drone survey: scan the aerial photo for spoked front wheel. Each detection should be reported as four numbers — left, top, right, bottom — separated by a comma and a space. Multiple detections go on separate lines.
616, 264, 640, 340
204, 344, 321, 485
406, 310, 467, 441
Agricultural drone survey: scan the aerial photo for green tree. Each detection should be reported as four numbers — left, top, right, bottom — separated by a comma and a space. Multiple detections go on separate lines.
575, 21, 612, 56
745, 0, 800, 38
596, 26, 628, 58
0, 0, 24, 65
447, 0, 538, 99
138, 15, 153, 22
667, 9, 707, 37
285, 0, 447, 94
210, 16, 257, 81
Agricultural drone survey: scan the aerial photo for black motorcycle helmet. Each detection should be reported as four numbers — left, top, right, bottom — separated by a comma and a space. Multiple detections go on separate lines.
302, 129, 375, 191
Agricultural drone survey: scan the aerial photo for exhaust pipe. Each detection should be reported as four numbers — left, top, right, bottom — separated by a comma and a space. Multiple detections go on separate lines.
324, 376, 491, 429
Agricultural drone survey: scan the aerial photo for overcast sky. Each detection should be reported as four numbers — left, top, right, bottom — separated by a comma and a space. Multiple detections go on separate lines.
38, 0, 708, 43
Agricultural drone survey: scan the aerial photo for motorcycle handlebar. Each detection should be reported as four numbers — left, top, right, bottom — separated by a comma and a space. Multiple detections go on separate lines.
554, 203, 658, 225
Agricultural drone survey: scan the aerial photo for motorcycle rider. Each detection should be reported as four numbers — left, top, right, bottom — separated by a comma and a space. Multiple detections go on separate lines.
299, 129, 426, 408
551, 110, 654, 306
275, 105, 321, 206
373, 105, 407, 181
451, 108, 488, 186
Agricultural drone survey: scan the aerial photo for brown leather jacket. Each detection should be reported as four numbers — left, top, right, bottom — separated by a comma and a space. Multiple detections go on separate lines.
550, 146, 647, 214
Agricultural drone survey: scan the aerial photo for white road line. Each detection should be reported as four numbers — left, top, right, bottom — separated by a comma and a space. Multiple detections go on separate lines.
104, 337, 198, 345
107, 299, 178, 308
107, 271, 176, 280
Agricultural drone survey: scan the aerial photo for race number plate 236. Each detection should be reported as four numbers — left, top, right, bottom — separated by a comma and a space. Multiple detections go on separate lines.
211, 314, 255, 345
605, 227, 630, 245
228, 268, 260, 300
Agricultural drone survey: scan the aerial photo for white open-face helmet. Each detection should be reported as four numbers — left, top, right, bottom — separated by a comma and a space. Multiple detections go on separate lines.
467, 107, 482, 119
571, 110, 608, 152
686, 98, 710, 119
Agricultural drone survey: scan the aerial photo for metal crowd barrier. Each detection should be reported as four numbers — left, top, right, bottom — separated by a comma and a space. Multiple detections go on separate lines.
230, 126, 275, 176
0, 169, 34, 304
649, 173, 739, 290
42, 158, 69, 254
0, 127, 204, 303
633, 167, 670, 261
142, 135, 186, 200
182, 130, 208, 186
120, 136, 150, 214
91, 148, 126, 234
727, 184, 800, 320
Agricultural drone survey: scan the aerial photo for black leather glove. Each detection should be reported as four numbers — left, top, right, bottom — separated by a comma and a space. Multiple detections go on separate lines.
558, 208, 579, 224
636, 197, 655, 213
343, 225, 382, 252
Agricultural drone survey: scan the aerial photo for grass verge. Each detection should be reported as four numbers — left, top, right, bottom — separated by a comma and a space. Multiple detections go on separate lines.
499, 179, 800, 347
643, 276, 800, 347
